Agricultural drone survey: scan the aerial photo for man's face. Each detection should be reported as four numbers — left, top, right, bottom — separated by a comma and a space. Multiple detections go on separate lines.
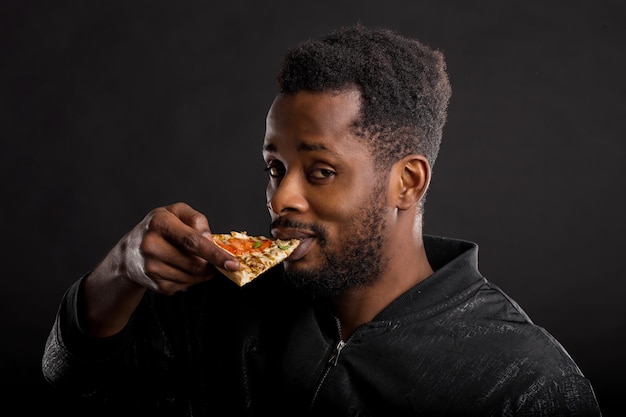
263, 89, 390, 297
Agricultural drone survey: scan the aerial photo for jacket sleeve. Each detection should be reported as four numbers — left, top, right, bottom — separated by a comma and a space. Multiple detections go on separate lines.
41, 273, 250, 415
41, 275, 135, 398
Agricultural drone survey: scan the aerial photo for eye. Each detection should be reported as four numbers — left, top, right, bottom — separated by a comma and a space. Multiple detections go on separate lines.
308, 167, 336, 181
264, 161, 285, 178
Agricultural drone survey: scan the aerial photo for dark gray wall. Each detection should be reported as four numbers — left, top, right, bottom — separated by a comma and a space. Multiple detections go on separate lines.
1, 0, 624, 414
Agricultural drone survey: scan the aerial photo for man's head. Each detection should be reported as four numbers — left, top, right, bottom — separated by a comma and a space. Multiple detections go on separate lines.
277, 24, 451, 173
265, 25, 451, 297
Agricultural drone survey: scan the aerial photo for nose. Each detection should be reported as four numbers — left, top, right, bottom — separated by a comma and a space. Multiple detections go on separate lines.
266, 173, 309, 215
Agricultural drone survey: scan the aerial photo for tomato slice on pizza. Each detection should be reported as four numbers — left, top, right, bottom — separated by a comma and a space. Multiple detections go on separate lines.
212, 231, 300, 286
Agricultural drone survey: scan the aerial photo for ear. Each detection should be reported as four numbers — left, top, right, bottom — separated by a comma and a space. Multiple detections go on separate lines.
389, 154, 431, 210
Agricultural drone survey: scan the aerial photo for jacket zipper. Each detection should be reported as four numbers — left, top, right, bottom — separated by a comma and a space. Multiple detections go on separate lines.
308, 318, 346, 411
327, 339, 346, 366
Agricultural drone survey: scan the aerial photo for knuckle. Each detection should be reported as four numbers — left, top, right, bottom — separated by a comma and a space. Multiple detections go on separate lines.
139, 233, 161, 259
145, 209, 166, 231
169, 201, 187, 209
182, 233, 201, 252
143, 259, 156, 275
165, 201, 189, 216
189, 212, 207, 230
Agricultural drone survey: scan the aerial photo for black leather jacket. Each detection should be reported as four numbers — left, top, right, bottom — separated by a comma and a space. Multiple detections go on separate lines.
42, 235, 602, 416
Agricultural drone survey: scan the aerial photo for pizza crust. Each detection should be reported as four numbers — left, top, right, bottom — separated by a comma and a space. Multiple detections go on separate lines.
213, 231, 300, 286
214, 264, 258, 287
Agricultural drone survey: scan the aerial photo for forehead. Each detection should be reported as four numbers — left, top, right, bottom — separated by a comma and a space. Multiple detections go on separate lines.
263, 89, 368, 157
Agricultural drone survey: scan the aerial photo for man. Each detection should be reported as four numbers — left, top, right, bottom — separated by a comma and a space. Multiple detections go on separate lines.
42, 24, 602, 416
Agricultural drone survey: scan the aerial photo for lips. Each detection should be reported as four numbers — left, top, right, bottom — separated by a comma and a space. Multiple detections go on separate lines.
271, 226, 312, 240
272, 227, 315, 261
286, 237, 313, 261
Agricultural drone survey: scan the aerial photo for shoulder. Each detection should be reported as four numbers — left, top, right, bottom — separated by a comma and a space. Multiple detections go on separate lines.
395, 278, 588, 385
443, 281, 581, 371
408, 281, 602, 414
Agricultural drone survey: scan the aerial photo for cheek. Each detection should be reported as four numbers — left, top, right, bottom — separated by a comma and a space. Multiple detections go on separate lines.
310, 182, 380, 234
309, 190, 355, 220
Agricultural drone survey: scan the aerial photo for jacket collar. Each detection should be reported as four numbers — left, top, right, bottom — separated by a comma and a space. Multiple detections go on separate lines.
374, 234, 486, 321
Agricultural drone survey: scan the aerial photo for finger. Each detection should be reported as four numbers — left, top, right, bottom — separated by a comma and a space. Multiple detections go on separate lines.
143, 256, 216, 295
165, 202, 210, 234
148, 205, 239, 271
142, 231, 220, 279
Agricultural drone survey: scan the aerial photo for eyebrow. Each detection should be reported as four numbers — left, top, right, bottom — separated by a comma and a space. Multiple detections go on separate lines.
263, 142, 339, 155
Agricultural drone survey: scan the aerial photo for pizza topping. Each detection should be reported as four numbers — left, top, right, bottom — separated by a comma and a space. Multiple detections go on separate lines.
212, 231, 301, 286
214, 233, 282, 255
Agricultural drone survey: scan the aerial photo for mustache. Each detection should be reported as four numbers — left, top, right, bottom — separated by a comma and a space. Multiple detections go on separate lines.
270, 218, 327, 240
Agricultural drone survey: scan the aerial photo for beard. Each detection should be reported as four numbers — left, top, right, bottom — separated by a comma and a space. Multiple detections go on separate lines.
272, 186, 389, 298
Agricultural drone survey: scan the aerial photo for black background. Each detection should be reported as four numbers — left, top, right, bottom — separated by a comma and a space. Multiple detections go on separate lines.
1, 0, 624, 415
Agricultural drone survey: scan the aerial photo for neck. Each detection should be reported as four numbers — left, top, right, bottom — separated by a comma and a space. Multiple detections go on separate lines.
331, 223, 432, 340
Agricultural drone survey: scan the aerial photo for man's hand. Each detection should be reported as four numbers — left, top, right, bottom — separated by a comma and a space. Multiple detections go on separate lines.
121, 202, 240, 294
82, 202, 239, 337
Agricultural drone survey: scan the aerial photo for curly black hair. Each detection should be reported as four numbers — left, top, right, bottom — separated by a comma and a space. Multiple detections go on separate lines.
277, 24, 451, 172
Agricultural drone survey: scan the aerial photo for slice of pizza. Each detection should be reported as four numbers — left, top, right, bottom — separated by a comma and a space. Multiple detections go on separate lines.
212, 231, 301, 286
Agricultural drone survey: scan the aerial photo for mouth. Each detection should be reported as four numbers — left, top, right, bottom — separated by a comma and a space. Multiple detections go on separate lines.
286, 237, 313, 261
271, 227, 315, 262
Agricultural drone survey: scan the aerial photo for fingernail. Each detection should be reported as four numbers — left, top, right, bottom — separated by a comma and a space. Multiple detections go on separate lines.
224, 260, 239, 271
